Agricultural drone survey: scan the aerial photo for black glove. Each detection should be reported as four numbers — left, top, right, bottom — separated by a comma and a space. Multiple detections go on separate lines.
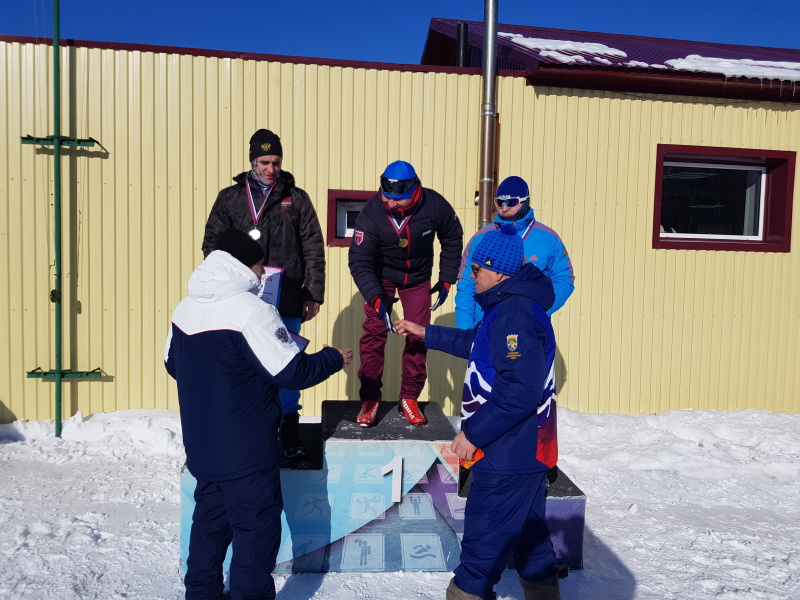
429, 281, 451, 312
370, 295, 398, 333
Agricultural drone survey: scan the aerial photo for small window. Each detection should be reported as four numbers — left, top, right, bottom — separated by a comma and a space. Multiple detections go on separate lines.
327, 190, 373, 247
653, 145, 795, 252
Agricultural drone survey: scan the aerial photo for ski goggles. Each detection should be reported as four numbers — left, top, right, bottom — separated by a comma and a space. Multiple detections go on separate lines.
381, 176, 419, 199
494, 194, 528, 208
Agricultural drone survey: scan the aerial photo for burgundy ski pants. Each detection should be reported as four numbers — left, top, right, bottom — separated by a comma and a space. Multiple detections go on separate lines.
358, 278, 431, 401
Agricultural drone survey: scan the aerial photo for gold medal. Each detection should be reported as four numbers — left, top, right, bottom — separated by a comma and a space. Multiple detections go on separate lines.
398, 238, 408, 248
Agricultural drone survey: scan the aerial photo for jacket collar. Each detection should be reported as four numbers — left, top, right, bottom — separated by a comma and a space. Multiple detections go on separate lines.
493, 206, 535, 231
474, 263, 555, 314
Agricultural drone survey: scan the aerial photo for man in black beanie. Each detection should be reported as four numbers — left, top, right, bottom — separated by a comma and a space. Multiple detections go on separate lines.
202, 129, 325, 459
166, 228, 352, 600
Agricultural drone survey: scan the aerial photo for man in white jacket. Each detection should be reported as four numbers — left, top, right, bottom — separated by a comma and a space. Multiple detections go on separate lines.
165, 229, 352, 600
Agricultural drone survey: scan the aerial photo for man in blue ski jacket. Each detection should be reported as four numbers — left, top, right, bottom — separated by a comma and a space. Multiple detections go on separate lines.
396, 223, 564, 600
455, 176, 574, 328
165, 229, 353, 600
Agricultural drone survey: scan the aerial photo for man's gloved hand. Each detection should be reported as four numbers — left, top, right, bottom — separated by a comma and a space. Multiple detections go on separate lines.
429, 281, 451, 312
370, 295, 398, 333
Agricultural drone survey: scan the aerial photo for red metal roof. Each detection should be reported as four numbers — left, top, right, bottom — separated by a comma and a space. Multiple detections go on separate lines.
422, 19, 800, 102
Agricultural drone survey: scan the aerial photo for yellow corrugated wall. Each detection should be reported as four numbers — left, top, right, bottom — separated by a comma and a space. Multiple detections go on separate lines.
1, 40, 798, 423
495, 80, 800, 415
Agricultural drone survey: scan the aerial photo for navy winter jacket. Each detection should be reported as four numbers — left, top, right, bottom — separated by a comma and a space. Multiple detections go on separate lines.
425, 264, 558, 474
348, 188, 463, 304
165, 251, 342, 481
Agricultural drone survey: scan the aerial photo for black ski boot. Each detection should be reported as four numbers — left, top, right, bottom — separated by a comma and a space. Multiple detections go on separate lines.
280, 412, 306, 459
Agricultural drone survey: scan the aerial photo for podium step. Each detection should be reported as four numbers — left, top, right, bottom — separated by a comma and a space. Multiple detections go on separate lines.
322, 400, 456, 442
180, 403, 586, 573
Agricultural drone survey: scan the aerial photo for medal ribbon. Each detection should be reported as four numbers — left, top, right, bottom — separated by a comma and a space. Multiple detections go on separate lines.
387, 214, 411, 235
245, 175, 278, 226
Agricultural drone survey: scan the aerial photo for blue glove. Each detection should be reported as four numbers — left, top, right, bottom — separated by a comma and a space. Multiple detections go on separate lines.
370, 295, 398, 333
429, 281, 451, 312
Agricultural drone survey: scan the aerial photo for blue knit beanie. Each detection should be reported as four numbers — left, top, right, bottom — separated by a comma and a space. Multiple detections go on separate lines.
472, 223, 525, 275
495, 176, 530, 221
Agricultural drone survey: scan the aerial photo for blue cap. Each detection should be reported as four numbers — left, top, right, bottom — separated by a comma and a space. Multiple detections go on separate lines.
381, 160, 420, 199
472, 223, 525, 276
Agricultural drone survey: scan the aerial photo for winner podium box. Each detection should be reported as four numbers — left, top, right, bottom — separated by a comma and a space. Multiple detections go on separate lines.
180, 401, 585, 573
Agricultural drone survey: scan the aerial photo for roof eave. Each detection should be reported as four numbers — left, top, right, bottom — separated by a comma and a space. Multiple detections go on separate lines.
524, 66, 800, 104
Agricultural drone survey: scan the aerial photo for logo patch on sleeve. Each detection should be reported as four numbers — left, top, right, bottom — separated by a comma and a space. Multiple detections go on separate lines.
275, 327, 291, 343
506, 334, 521, 359
354, 230, 364, 245
506, 335, 518, 352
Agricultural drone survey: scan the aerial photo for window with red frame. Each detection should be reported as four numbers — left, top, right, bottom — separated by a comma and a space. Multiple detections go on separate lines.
653, 145, 795, 252
327, 190, 373, 247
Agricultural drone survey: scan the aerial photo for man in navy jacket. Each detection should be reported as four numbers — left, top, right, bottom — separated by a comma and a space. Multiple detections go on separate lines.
396, 223, 563, 600
165, 229, 352, 600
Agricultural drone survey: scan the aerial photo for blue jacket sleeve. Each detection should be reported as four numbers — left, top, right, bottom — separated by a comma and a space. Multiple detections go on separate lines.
543, 237, 575, 316
271, 347, 344, 390
454, 231, 482, 329
461, 305, 546, 449
425, 324, 476, 360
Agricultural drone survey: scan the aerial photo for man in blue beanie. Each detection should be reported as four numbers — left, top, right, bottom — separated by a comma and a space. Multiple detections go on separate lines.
396, 223, 564, 600
455, 175, 574, 328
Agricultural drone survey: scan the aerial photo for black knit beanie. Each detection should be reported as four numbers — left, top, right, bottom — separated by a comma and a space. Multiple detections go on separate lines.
249, 129, 283, 161
216, 229, 265, 267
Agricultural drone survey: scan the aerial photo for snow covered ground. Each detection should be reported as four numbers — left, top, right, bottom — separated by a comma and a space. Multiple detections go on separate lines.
1, 407, 799, 600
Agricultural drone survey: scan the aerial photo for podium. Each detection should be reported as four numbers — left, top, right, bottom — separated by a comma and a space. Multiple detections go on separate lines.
180, 401, 585, 573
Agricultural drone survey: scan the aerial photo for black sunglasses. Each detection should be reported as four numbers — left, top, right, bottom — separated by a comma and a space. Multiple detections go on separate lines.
381, 176, 418, 197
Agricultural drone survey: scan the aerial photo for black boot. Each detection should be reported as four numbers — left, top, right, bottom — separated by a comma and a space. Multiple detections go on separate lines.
280, 412, 306, 459
519, 567, 566, 600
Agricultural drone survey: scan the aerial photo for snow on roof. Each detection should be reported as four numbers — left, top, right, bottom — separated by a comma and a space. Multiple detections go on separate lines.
426, 20, 800, 86
665, 55, 800, 83
499, 31, 800, 83
498, 33, 628, 58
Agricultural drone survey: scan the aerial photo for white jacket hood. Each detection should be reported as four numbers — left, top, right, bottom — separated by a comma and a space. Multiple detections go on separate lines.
188, 250, 260, 303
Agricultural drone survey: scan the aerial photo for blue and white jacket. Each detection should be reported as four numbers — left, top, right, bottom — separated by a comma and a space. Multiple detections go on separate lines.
164, 251, 343, 481
455, 207, 574, 328
427, 264, 558, 474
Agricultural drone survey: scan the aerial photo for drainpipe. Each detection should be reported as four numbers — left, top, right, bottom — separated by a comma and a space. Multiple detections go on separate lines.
456, 22, 469, 67
51, 0, 65, 437
478, 0, 499, 228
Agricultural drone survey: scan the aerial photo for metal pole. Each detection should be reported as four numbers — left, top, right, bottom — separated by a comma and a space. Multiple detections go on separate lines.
456, 23, 469, 67
21, 1, 99, 413
52, 0, 64, 437
478, 0, 499, 228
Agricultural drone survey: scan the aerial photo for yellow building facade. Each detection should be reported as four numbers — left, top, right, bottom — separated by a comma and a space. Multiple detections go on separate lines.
2, 38, 798, 423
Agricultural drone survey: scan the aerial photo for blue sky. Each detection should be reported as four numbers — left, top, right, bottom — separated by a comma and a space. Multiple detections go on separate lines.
3, 0, 799, 64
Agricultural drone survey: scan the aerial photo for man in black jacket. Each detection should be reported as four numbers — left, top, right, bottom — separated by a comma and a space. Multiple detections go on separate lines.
202, 129, 325, 458
348, 160, 463, 427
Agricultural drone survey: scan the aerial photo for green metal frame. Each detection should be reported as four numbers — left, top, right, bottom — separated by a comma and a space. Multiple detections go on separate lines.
21, 0, 100, 437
